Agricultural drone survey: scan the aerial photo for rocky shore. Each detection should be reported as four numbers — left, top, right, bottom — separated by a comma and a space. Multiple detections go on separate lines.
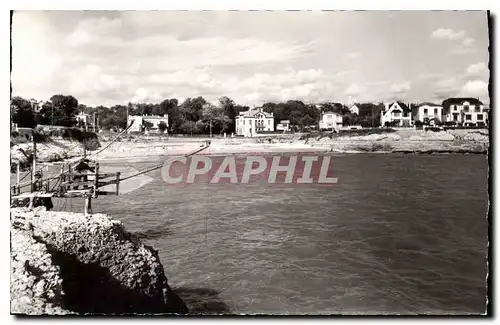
10, 208, 188, 315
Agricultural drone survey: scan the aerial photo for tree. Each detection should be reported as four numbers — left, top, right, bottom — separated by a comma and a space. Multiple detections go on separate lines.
202, 103, 232, 134
142, 120, 153, 132
158, 121, 168, 133
159, 98, 180, 133
11, 96, 36, 128
180, 97, 206, 122
39, 94, 79, 127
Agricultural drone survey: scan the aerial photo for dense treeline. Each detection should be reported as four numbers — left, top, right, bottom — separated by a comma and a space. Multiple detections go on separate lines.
11, 94, 385, 134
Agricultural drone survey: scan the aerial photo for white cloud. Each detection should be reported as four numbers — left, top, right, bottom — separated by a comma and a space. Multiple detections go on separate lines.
344, 83, 364, 96
463, 38, 475, 47
461, 80, 489, 98
431, 28, 466, 40
390, 82, 411, 93
466, 62, 488, 75
451, 47, 479, 55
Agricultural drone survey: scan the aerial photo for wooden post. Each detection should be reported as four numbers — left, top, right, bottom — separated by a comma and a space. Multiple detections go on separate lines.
84, 195, 92, 215
93, 163, 99, 198
68, 165, 72, 191
115, 172, 120, 195
16, 163, 20, 195
31, 130, 37, 193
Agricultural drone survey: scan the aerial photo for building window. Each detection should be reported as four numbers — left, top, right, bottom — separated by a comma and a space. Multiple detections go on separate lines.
423, 108, 428, 114
474, 106, 480, 112
453, 113, 459, 121
464, 105, 469, 112
403, 112, 408, 117
434, 108, 438, 115
393, 111, 401, 117
465, 114, 472, 120
477, 114, 483, 121
268, 120, 270, 125
243, 120, 245, 125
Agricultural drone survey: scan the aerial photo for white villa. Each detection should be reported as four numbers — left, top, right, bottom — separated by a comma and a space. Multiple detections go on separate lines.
380, 101, 412, 127
235, 107, 274, 137
319, 111, 343, 130
413, 103, 443, 125
127, 114, 169, 133
441, 98, 487, 126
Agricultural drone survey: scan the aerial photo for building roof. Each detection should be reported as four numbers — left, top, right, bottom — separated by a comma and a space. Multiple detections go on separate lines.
442, 97, 483, 107
418, 102, 441, 107
129, 115, 168, 119
322, 111, 342, 116
442, 97, 484, 114
386, 101, 411, 113
237, 108, 273, 118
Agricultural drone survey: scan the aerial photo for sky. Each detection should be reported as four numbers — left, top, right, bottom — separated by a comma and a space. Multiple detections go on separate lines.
11, 10, 490, 107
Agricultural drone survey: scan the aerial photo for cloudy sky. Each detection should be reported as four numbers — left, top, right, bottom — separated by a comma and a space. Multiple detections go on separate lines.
11, 10, 490, 107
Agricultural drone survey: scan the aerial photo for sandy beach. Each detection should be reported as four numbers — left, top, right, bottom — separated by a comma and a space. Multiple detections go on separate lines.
93, 128, 489, 162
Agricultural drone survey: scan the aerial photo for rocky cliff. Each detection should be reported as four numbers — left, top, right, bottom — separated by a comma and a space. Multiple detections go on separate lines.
10, 208, 188, 315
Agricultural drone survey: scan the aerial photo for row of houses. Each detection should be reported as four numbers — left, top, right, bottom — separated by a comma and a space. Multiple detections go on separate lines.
378, 98, 489, 127
235, 97, 489, 137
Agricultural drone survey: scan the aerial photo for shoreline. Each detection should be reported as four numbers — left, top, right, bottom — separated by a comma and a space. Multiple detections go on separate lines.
10, 129, 489, 169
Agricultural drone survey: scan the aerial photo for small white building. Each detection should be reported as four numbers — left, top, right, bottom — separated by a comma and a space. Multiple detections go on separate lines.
127, 114, 169, 133
442, 98, 486, 126
349, 104, 360, 115
319, 111, 343, 130
76, 112, 93, 129
380, 101, 412, 127
414, 103, 443, 125
235, 107, 274, 137
276, 120, 291, 132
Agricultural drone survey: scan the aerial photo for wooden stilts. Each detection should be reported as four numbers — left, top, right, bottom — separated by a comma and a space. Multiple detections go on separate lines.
115, 172, 120, 195
94, 163, 99, 198
84, 195, 92, 215
16, 163, 20, 195
31, 130, 37, 193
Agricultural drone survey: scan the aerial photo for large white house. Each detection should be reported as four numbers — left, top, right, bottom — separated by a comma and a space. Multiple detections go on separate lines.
380, 101, 412, 127
235, 107, 274, 137
413, 103, 443, 125
319, 111, 343, 130
442, 98, 487, 126
127, 114, 169, 133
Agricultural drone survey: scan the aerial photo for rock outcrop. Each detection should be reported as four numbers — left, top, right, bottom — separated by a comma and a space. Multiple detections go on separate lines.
10, 208, 188, 315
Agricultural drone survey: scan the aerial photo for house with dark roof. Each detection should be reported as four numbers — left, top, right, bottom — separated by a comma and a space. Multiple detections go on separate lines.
380, 101, 412, 127
441, 98, 486, 126
235, 107, 274, 137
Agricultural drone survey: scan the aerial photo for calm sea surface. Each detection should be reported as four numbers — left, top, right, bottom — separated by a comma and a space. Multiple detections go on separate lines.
49, 154, 489, 314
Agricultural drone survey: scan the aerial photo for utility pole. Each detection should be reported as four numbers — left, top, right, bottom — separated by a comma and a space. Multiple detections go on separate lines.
31, 129, 37, 193
126, 104, 129, 131
209, 120, 212, 138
